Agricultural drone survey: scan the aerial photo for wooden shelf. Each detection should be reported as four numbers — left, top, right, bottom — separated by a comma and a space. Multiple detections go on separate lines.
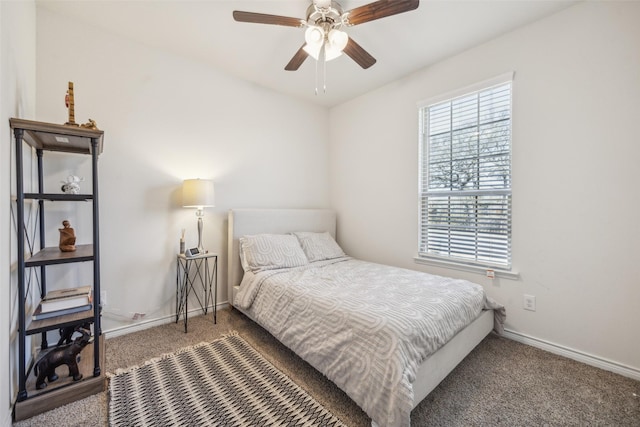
24, 193, 93, 201
27, 308, 96, 335
25, 244, 94, 267
13, 336, 105, 422
9, 118, 103, 155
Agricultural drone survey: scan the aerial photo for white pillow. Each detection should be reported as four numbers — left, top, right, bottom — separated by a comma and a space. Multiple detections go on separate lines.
292, 231, 345, 262
239, 234, 309, 273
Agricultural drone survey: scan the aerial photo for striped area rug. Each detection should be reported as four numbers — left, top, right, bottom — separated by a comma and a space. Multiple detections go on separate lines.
108, 333, 345, 426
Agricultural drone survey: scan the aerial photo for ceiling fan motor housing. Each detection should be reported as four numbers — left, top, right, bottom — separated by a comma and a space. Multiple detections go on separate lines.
307, 1, 344, 29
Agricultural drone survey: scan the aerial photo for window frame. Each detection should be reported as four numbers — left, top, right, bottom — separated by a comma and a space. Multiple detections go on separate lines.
417, 73, 514, 272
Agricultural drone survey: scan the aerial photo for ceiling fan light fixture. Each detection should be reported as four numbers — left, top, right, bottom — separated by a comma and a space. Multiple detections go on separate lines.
328, 28, 348, 51
304, 26, 347, 62
304, 26, 324, 46
304, 25, 323, 60
303, 42, 322, 60
324, 45, 343, 61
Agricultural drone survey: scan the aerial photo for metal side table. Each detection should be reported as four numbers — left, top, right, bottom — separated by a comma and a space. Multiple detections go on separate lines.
176, 252, 217, 332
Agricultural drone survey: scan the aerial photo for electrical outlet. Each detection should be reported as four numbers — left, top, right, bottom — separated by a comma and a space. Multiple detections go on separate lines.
523, 294, 536, 311
101, 291, 107, 306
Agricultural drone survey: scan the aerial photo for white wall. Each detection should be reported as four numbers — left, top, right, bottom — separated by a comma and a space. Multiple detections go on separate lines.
7, 3, 638, 420
329, 1, 640, 375
35, 7, 330, 333
1, 1, 36, 423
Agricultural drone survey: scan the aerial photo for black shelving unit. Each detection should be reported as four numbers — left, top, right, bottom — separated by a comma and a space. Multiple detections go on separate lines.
10, 118, 105, 421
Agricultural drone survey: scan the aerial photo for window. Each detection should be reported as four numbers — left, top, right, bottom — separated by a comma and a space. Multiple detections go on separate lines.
418, 75, 512, 268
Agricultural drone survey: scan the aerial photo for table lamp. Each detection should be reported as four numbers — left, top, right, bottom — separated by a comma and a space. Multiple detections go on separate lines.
182, 179, 215, 253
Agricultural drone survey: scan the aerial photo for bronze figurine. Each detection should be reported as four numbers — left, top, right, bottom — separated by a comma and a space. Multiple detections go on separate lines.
34, 328, 91, 389
58, 220, 76, 252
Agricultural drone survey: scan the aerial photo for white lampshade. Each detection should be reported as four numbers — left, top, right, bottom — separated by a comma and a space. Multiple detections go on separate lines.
303, 27, 347, 62
182, 179, 215, 208
305, 26, 324, 45
328, 29, 348, 51
304, 26, 324, 60
303, 43, 322, 60
324, 44, 343, 61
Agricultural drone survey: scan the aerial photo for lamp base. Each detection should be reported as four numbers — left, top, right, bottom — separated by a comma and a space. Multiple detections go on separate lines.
197, 213, 205, 253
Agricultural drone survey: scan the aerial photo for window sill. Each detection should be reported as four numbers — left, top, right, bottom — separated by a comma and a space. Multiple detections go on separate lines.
414, 256, 520, 280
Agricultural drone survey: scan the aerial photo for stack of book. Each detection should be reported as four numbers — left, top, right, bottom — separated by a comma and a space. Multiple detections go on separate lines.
32, 286, 93, 321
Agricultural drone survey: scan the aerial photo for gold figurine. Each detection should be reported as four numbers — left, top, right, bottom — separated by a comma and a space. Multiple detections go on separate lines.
64, 82, 79, 127
80, 119, 99, 130
64, 81, 99, 129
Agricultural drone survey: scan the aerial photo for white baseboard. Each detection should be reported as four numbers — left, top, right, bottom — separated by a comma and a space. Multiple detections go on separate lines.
104, 303, 227, 339
103, 309, 640, 381
502, 328, 640, 381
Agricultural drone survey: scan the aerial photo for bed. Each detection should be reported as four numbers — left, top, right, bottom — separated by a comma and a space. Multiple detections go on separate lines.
227, 208, 504, 427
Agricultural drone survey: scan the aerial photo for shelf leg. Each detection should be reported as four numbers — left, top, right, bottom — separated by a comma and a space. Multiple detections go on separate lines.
90, 137, 102, 379
14, 128, 28, 401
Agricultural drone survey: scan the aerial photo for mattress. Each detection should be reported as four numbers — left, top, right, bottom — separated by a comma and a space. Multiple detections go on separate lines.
235, 257, 504, 427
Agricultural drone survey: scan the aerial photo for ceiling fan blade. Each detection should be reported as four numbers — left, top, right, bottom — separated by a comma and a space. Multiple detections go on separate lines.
344, 0, 419, 26
233, 11, 305, 27
285, 45, 309, 71
343, 38, 377, 69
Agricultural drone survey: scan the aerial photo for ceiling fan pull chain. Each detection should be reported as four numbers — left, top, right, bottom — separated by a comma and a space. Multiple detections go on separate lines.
314, 54, 319, 96
318, 41, 327, 93
323, 61, 327, 93
323, 45, 327, 93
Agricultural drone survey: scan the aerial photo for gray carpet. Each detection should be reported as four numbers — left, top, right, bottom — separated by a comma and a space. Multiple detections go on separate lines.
13, 307, 640, 426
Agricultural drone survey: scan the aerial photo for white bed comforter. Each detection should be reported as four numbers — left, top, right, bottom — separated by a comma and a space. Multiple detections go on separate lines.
235, 258, 504, 427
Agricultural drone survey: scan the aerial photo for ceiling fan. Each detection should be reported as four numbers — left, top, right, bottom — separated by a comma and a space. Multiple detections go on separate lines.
233, 0, 420, 71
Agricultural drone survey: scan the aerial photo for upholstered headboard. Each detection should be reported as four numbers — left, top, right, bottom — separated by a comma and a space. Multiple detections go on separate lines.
227, 209, 336, 307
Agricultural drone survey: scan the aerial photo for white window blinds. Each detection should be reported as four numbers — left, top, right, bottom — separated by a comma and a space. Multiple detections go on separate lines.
419, 80, 512, 268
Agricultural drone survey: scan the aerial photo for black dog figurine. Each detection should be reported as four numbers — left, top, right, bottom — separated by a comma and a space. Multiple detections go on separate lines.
35, 328, 91, 389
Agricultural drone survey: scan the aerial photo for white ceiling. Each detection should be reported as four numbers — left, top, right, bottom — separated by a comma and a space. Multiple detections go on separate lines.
37, 0, 577, 107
